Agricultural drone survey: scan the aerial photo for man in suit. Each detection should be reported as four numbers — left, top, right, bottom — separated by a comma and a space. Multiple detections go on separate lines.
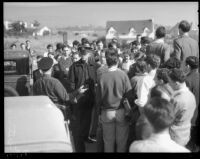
172, 20, 199, 69
146, 26, 170, 67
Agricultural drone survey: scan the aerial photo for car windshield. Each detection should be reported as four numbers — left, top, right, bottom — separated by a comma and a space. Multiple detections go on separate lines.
4, 58, 29, 75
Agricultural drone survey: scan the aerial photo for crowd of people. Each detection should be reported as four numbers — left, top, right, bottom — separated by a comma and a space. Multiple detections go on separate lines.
21, 20, 199, 152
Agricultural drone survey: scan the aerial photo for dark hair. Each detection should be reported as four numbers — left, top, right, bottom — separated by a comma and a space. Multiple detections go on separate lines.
169, 68, 186, 83
137, 34, 141, 37
108, 42, 117, 49
36, 55, 43, 60
178, 20, 191, 33
26, 40, 30, 43
186, 56, 199, 69
96, 40, 103, 45
79, 47, 89, 55
73, 40, 80, 46
134, 51, 146, 61
145, 54, 161, 69
47, 44, 53, 49
163, 57, 181, 69
144, 97, 175, 133
10, 43, 16, 48
20, 43, 25, 46
156, 68, 170, 84
134, 60, 148, 74
131, 40, 140, 46
81, 38, 89, 45
56, 43, 64, 50
150, 85, 171, 99
105, 49, 119, 67
141, 36, 151, 45
62, 44, 71, 50
155, 26, 166, 39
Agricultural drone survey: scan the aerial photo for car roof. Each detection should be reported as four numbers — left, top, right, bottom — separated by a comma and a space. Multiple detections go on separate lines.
5, 96, 72, 152
4, 50, 30, 60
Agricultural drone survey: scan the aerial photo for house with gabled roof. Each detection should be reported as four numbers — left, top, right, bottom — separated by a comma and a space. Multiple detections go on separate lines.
106, 19, 154, 40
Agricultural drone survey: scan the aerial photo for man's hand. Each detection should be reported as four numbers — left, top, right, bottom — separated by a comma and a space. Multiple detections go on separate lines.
78, 85, 88, 94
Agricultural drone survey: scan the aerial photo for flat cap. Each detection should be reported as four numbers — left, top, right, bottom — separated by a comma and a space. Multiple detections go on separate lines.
38, 57, 53, 71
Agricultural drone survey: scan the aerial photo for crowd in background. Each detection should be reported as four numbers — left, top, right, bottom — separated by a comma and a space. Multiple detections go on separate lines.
10, 20, 199, 152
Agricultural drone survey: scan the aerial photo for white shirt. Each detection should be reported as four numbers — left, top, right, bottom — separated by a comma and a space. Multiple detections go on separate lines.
129, 132, 190, 152
131, 73, 155, 107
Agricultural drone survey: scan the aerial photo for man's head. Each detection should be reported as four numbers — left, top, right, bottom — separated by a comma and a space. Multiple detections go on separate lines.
38, 57, 54, 73
185, 56, 199, 70
79, 47, 90, 62
47, 44, 53, 53
62, 45, 71, 58
56, 43, 64, 50
25, 40, 31, 48
81, 38, 89, 45
73, 40, 80, 48
155, 26, 166, 39
178, 20, 191, 35
155, 68, 170, 85
108, 42, 117, 49
10, 43, 16, 50
96, 40, 104, 50
134, 60, 148, 74
145, 54, 161, 70
163, 57, 181, 70
168, 68, 186, 90
150, 85, 171, 102
136, 34, 142, 43
72, 52, 81, 62
144, 97, 175, 133
105, 48, 119, 67
123, 52, 130, 62
20, 43, 26, 50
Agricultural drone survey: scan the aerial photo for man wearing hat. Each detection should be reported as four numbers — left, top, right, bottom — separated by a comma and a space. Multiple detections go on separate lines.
33, 57, 88, 120
68, 47, 99, 152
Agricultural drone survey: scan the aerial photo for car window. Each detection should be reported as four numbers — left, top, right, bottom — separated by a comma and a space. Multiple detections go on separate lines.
4, 60, 17, 74
4, 58, 29, 75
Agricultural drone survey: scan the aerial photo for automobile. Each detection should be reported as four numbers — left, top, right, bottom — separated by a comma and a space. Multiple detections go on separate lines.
4, 96, 73, 152
4, 49, 33, 96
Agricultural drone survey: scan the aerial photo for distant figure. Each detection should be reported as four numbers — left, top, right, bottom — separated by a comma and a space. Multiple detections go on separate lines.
136, 34, 142, 48
20, 43, 26, 50
140, 36, 151, 53
44, 44, 54, 57
146, 26, 170, 66
10, 43, 17, 50
129, 97, 190, 152
55, 43, 64, 60
172, 20, 199, 69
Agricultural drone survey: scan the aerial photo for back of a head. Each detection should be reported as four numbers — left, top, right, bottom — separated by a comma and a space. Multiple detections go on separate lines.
156, 68, 170, 84
56, 43, 63, 50
105, 48, 119, 67
163, 57, 181, 70
178, 20, 191, 33
186, 56, 199, 70
73, 40, 80, 46
144, 97, 175, 133
141, 36, 151, 45
169, 68, 186, 83
145, 54, 161, 69
150, 85, 171, 101
155, 26, 166, 39
134, 60, 148, 74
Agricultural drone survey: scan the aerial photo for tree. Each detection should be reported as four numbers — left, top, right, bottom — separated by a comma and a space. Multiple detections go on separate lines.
11, 21, 26, 33
33, 20, 40, 27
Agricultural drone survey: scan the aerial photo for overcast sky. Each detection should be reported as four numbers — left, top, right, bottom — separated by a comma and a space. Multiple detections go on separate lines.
4, 2, 198, 28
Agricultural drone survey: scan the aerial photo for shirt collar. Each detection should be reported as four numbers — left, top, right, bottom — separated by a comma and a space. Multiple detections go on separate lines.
154, 38, 164, 44
108, 66, 118, 71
